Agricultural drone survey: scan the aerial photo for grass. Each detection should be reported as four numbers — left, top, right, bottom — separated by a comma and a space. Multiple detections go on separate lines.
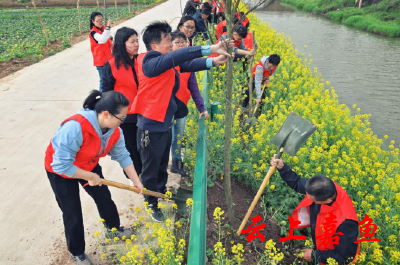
280, 0, 400, 37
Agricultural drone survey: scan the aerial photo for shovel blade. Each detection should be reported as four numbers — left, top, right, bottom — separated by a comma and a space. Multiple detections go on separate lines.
172, 188, 193, 215
271, 112, 317, 156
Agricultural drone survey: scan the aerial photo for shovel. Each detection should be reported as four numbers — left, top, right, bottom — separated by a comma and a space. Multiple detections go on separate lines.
236, 112, 317, 236
245, 84, 266, 127
101, 179, 193, 214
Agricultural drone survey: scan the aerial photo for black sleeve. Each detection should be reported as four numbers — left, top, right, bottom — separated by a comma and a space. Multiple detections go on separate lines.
101, 62, 116, 92
142, 46, 203, 78
90, 31, 98, 43
180, 58, 209, 73
313, 220, 359, 264
183, 1, 192, 15
277, 164, 308, 194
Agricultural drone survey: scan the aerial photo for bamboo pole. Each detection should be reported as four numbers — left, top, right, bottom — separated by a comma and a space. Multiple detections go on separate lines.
96, 0, 100, 11
103, 0, 107, 20
77, 0, 82, 34
114, 0, 119, 19
32, 0, 49, 46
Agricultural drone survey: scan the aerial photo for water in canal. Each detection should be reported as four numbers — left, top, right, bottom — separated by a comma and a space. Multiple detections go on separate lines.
255, 1, 400, 144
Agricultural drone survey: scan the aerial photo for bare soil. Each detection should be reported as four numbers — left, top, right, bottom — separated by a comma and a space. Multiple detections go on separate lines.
177, 177, 300, 264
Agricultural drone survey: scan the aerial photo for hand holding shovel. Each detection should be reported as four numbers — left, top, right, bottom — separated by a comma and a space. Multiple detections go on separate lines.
237, 113, 317, 236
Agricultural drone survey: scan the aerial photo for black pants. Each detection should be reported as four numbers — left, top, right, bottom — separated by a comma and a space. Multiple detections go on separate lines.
242, 81, 267, 109
120, 122, 142, 177
137, 127, 172, 205
46, 164, 120, 256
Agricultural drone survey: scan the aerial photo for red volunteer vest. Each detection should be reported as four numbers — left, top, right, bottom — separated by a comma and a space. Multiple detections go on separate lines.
252, 60, 277, 81
108, 57, 138, 115
44, 114, 121, 178
216, 20, 226, 41
241, 17, 249, 28
175, 66, 191, 105
131, 52, 176, 122
243, 32, 253, 50
292, 182, 359, 264
89, 26, 113, 66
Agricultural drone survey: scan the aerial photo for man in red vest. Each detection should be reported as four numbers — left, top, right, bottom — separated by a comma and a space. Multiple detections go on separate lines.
270, 155, 359, 264
243, 54, 280, 108
131, 21, 232, 222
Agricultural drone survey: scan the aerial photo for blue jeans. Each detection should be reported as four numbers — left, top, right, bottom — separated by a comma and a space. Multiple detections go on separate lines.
96, 66, 104, 92
171, 116, 187, 160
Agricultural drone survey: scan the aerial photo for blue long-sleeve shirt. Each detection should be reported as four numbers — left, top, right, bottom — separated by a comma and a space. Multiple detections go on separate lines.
50, 109, 132, 177
137, 46, 213, 132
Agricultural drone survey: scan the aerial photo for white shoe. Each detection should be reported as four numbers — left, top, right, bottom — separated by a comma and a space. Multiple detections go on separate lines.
128, 179, 135, 187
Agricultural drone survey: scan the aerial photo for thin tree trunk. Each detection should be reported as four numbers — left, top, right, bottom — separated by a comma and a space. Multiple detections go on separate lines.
358, 0, 362, 8
77, 0, 82, 34
223, 0, 235, 225
114, 0, 119, 19
96, 0, 100, 11
137, 0, 139, 10
128, 0, 131, 13
32, 0, 49, 46
103, 0, 107, 20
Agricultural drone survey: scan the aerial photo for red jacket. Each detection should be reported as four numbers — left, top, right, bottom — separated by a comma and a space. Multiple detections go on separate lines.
241, 17, 249, 28
252, 60, 277, 81
216, 20, 226, 40
44, 114, 120, 178
89, 26, 113, 66
243, 32, 253, 50
108, 57, 138, 115
175, 66, 191, 105
131, 52, 176, 122
292, 182, 359, 264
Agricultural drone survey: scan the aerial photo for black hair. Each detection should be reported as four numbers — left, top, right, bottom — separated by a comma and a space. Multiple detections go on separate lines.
233, 24, 247, 38
177, 15, 197, 31
305, 175, 337, 201
201, 8, 211, 16
233, 17, 239, 26
217, 12, 225, 21
142, 20, 172, 51
171, 30, 188, 42
90, 11, 103, 29
83, 90, 129, 116
112, 27, 138, 70
268, 54, 281, 66
240, 11, 245, 16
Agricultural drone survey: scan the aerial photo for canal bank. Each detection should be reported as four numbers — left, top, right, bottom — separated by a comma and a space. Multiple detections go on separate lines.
255, 0, 400, 144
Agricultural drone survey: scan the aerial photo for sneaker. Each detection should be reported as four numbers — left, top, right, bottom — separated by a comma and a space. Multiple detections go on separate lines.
145, 203, 165, 222
128, 179, 135, 187
106, 226, 133, 239
71, 253, 92, 265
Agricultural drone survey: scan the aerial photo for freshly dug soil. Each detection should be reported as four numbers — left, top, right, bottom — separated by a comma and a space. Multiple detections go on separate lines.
177, 176, 299, 264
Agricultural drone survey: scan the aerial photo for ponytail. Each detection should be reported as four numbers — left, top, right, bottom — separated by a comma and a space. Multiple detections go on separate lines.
83, 90, 129, 115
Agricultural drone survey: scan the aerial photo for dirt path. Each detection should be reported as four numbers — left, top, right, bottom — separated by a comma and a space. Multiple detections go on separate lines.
0, 0, 183, 264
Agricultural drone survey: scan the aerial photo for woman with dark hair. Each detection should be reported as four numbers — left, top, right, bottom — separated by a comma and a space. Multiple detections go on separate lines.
89, 11, 113, 91
169, 31, 209, 175
101, 27, 142, 186
44, 90, 143, 265
177, 15, 197, 46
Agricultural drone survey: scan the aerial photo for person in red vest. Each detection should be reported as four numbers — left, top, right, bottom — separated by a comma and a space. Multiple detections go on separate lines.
131, 21, 232, 222
101, 27, 142, 186
242, 29, 253, 51
238, 11, 250, 29
215, 17, 239, 40
211, 24, 255, 61
89, 12, 113, 92
270, 155, 359, 264
45, 90, 143, 265
212, 0, 225, 23
169, 31, 209, 175
243, 54, 280, 108
177, 16, 196, 46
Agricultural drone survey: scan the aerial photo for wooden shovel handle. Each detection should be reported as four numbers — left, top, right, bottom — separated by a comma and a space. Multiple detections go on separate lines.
252, 84, 267, 115
101, 179, 166, 199
236, 164, 276, 236
236, 147, 284, 236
